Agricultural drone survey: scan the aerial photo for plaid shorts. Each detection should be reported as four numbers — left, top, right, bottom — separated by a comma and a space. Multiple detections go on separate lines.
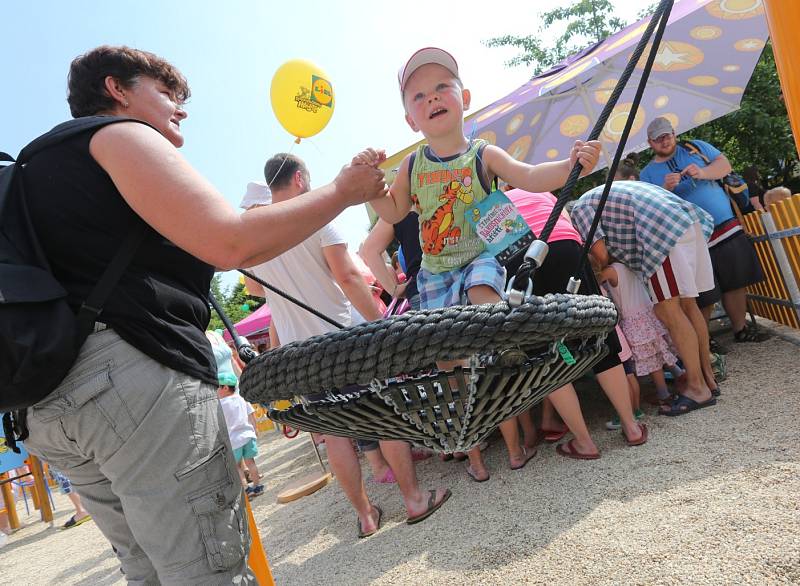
417, 253, 506, 309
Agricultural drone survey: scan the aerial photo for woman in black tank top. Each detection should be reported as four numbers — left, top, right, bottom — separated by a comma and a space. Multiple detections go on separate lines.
21, 45, 388, 582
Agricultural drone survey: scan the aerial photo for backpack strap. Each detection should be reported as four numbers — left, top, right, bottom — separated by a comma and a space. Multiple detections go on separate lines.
680, 140, 746, 224
74, 222, 147, 342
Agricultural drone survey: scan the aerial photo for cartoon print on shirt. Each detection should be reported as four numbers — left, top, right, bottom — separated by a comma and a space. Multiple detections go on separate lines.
418, 175, 474, 255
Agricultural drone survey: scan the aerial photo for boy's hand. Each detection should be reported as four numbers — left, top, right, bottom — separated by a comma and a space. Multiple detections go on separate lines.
352, 148, 387, 168
335, 163, 388, 205
569, 140, 602, 176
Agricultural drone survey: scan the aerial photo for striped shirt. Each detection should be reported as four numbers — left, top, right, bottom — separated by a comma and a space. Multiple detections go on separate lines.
571, 181, 713, 279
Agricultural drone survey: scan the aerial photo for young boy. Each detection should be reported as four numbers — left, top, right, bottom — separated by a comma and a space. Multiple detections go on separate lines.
364, 47, 601, 481
217, 373, 265, 499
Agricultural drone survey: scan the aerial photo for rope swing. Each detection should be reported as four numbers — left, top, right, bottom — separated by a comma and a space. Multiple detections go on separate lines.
237, 0, 676, 453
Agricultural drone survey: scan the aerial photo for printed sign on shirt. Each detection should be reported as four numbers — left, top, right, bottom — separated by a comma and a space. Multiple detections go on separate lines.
467, 189, 533, 265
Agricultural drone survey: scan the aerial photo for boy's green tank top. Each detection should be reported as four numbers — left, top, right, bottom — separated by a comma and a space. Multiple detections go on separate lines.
410, 139, 491, 274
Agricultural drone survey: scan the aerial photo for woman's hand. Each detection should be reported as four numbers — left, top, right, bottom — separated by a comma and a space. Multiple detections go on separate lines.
334, 163, 388, 205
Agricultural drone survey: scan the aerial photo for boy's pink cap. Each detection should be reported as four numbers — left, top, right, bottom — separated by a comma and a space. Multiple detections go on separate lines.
398, 47, 459, 92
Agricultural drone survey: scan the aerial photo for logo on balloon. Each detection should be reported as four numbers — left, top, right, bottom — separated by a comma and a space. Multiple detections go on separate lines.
311, 76, 333, 107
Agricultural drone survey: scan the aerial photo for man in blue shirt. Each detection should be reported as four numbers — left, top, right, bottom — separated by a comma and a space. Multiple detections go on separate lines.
640, 117, 766, 344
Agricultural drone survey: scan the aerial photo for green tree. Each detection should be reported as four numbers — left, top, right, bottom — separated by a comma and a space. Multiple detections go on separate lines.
207, 274, 263, 333
484, 0, 625, 74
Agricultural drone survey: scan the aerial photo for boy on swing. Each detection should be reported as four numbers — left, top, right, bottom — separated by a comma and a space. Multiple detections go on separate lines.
363, 47, 601, 481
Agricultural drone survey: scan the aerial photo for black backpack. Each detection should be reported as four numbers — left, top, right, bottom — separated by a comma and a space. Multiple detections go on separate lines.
0, 116, 147, 418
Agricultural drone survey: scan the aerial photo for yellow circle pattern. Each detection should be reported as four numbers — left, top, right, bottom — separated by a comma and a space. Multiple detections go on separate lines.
507, 136, 532, 162
476, 102, 515, 123
594, 79, 618, 105
706, 0, 764, 20
560, 115, 590, 138
638, 41, 705, 72
721, 86, 744, 95
477, 130, 497, 145
654, 95, 669, 109
546, 149, 559, 160
602, 103, 645, 143
506, 114, 525, 136
529, 112, 542, 127
694, 109, 713, 124
690, 26, 723, 41
723, 64, 741, 72
735, 38, 765, 52
689, 75, 720, 87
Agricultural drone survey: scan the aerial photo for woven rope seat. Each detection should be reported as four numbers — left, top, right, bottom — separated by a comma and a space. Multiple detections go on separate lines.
239, 293, 617, 453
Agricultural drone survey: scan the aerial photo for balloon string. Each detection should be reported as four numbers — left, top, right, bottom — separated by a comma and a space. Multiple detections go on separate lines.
266, 140, 298, 188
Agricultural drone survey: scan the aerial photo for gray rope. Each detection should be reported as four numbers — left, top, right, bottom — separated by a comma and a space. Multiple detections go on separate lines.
239, 293, 617, 402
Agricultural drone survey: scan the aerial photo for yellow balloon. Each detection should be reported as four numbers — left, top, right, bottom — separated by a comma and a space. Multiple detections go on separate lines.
270, 59, 335, 140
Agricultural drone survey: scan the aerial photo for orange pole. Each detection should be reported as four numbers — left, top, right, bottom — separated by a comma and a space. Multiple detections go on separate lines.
28, 456, 53, 524
245, 497, 276, 585
763, 0, 800, 157
0, 473, 20, 530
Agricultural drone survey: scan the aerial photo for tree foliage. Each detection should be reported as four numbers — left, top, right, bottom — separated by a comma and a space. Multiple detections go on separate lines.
484, 0, 625, 74
207, 274, 263, 333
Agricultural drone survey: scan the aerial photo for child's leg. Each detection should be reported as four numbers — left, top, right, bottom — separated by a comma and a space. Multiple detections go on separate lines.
467, 285, 531, 467
627, 374, 640, 411
518, 409, 540, 451
244, 458, 261, 486
235, 457, 248, 488
651, 369, 672, 401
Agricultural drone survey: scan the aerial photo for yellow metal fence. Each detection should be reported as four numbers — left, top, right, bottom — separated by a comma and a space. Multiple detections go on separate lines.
741, 194, 800, 329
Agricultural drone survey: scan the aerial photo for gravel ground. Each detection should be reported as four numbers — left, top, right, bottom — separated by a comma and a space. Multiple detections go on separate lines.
2, 320, 798, 585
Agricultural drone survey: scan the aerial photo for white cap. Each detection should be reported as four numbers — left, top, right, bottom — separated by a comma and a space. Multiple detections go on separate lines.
239, 181, 271, 209
398, 47, 459, 93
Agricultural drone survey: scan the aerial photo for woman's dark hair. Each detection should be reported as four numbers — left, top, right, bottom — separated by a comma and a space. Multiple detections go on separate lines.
68, 45, 190, 118
615, 152, 640, 180
742, 165, 761, 184
264, 153, 309, 190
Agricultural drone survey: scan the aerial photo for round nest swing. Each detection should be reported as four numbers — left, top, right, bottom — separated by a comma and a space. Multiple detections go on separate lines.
239, 294, 617, 453
237, 0, 675, 454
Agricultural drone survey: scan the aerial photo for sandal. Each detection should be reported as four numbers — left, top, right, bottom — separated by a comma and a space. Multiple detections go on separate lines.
541, 426, 568, 443
357, 505, 383, 539
556, 439, 600, 460
406, 489, 452, 525
659, 394, 716, 417
510, 447, 537, 471
623, 423, 648, 447
734, 323, 770, 343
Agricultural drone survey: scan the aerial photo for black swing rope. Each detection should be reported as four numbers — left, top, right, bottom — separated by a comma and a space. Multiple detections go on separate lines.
510, 0, 675, 296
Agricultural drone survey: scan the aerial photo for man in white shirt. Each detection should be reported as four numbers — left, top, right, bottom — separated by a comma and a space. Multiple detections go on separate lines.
245, 154, 450, 538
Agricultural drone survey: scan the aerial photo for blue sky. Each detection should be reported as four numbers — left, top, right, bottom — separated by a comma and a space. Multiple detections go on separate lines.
1, 0, 620, 288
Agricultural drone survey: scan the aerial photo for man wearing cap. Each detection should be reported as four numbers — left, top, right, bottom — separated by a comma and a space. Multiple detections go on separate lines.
640, 116, 766, 344
243, 152, 451, 537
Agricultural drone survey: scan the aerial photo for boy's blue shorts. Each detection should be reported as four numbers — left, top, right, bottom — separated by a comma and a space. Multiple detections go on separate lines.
417, 253, 505, 309
232, 438, 258, 462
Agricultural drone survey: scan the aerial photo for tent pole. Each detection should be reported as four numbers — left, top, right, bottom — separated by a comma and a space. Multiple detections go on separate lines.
762, 1, 800, 158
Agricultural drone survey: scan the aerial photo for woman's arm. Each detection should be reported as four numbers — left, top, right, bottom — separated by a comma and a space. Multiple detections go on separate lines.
90, 122, 387, 269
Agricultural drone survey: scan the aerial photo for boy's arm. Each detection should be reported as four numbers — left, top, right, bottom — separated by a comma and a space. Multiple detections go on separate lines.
482, 141, 600, 193
368, 156, 413, 224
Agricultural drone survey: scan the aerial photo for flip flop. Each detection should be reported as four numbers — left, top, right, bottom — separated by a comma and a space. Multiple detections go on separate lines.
659, 394, 717, 417
556, 439, 600, 460
466, 464, 490, 483
357, 505, 383, 539
541, 426, 568, 443
61, 514, 92, 530
406, 489, 452, 525
510, 446, 537, 471
623, 423, 648, 447
710, 386, 721, 398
